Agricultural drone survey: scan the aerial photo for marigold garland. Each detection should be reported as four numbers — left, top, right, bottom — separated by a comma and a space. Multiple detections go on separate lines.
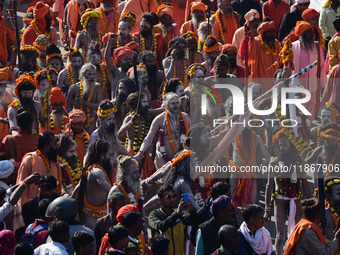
325, 102, 339, 122
66, 48, 79, 57
259, 35, 276, 56
326, 199, 339, 229
79, 81, 93, 129
33, 42, 46, 52
97, 105, 117, 118
235, 130, 258, 166
125, 112, 149, 155
174, 60, 187, 87
324, 179, 340, 192
46, 53, 62, 62
8, 100, 20, 110
188, 65, 205, 78
99, 64, 106, 96
184, 31, 198, 42
320, 129, 340, 141
67, 64, 77, 85
317, 126, 322, 147
36, 149, 62, 194
164, 109, 188, 155
81, 9, 102, 29
20, 45, 41, 57
272, 129, 285, 144
136, 64, 148, 76
216, 9, 226, 44
171, 150, 193, 168
14, 75, 38, 96
31, 19, 50, 38
49, 114, 66, 133
113, 182, 139, 206
275, 38, 293, 67
140, 32, 157, 56
57, 155, 81, 187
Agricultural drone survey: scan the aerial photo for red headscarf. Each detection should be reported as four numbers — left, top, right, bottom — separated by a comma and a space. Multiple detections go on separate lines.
222, 44, 237, 54
302, 8, 319, 21
49, 87, 65, 105
114, 46, 133, 66
257, 21, 275, 36
116, 204, 138, 224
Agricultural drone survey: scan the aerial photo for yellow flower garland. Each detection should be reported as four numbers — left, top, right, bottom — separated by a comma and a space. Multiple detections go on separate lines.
20, 45, 41, 57
97, 105, 117, 118
79, 82, 93, 129
140, 32, 157, 56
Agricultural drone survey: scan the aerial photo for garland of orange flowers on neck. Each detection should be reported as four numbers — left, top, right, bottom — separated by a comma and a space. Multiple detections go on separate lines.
140, 32, 157, 56
67, 64, 76, 85
31, 19, 50, 38
113, 182, 139, 206
235, 130, 258, 166
326, 199, 339, 229
259, 35, 276, 55
99, 64, 106, 97
57, 155, 81, 187
80, 81, 93, 129
164, 109, 188, 154
216, 9, 226, 44
36, 149, 62, 193
317, 126, 322, 147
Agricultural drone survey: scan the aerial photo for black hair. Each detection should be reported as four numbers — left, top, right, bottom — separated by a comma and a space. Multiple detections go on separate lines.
17, 110, 33, 132
157, 184, 175, 198
14, 242, 34, 255
37, 132, 54, 151
162, 78, 182, 95
121, 211, 142, 229
150, 235, 170, 255
17, 81, 36, 92
72, 230, 94, 252
0, 188, 6, 202
218, 224, 238, 243
139, 50, 155, 65
211, 182, 230, 200
107, 192, 126, 205
0, 153, 9, 161
125, 91, 146, 112
166, 37, 188, 57
334, 17, 340, 32
39, 174, 57, 189
301, 198, 321, 221
48, 220, 69, 241
108, 225, 129, 246
242, 204, 264, 224
56, 133, 75, 157
141, 12, 159, 27
38, 199, 51, 219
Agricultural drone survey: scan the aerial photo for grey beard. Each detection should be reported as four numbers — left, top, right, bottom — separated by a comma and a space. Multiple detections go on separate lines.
300, 35, 314, 51
87, 29, 98, 40
198, 31, 207, 44
83, 79, 95, 96
52, 111, 64, 127
125, 175, 143, 196
160, 24, 172, 37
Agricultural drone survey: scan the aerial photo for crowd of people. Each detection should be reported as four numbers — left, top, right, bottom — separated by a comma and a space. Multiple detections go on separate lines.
0, 0, 340, 254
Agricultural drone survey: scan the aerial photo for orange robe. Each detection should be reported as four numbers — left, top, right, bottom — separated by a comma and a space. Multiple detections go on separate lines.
0, 19, 15, 62
246, 36, 281, 91
211, 11, 241, 44
121, 0, 159, 34
70, 131, 90, 168
0, 90, 13, 142
180, 20, 198, 35
170, 0, 186, 28
17, 151, 61, 208
95, 7, 120, 35
21, 26, 58, 46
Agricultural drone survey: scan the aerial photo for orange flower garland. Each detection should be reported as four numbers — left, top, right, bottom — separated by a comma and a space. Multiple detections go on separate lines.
31, 19, 50, 38
20, 45, 41, 57
97, 104, 117, 118
99, 64, 106, 97
216, 9, 226, 44
79, 81, 93, 129
320, 129, 340, 141
326, 199, 339, 229
57, 155, 81, 187
259, 35, 276, 55
188, 65, 205, 78
272, 129, 285, 144
164, 109, 188, 154
140, 32, 157, 56
36, 149, 62, 194
8, 100, 21, 110
325, 102, 339, 122
67, 64, 76, 85
113, 182, 139, 206
171, 150, 193, 168
235, 130, 258, 166
46, 53, 62, 62
317, 126, 321, 147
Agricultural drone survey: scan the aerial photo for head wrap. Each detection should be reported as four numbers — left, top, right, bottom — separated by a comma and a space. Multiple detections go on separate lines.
14, 75, 38, 97
244, 9, 260, 24
126, 41, 142, 53
295, 21, 312, 36
203, 35, 219, 52
0, 67, 13, 83
0, 230, 16, 255
49, 87, 65, 105
97, 103, 117, 118
0, 161, 14, 179
20, 45, 41, 57
114, 46, 133, 66
33, 1, 51, 20
222, 44, 237, 54
302, 8, 319, 21
157, 4, 174, 19
69, 109, 86, 123
116, 204, 138, 224
291, 0, 310, 13
183, 31, 199, 42
211, 195, 231, 218
191, 2, 207, 13
80, 9, 101, 29
257, 21, 275, 36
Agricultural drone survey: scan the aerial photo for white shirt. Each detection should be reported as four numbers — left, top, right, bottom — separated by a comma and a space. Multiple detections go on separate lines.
34, 241, 68, 255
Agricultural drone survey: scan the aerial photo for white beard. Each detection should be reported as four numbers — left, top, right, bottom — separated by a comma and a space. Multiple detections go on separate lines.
83, 79, 95, 96
100, 3, 112, 12
126, 175, 143, 196
52, 111, 64, 127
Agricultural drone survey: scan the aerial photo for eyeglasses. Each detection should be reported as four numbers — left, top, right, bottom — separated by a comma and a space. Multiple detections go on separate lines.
164, 194, 177, 199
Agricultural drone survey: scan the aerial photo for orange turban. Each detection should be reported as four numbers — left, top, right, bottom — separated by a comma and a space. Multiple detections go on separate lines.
295, 21, 312, 36
114, 46, 133, 66
244, 9, 260, 24
0, 67, 13, 83
157, 4, 174, 18
302, 8, 319, 21
191, 2, 207, 13
49, 87, 65, 105
126, 41, 142, 53
34, 2, 51, 20
69, 109, 86, 123
222, 44, 237, 54
116, 204, 138, 224
257, 21, 275, 36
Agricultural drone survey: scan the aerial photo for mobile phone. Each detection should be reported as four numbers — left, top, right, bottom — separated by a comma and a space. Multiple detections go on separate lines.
181, 193, 188, 202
